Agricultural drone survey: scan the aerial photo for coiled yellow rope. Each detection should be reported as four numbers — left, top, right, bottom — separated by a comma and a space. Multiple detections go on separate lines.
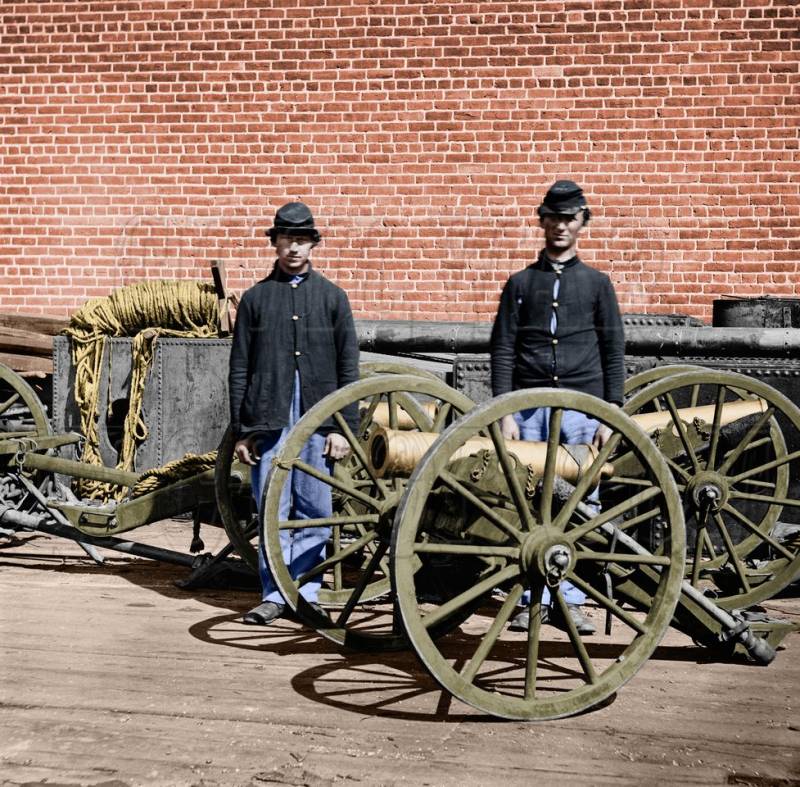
63, 280, 220, 499
130, 451, 217, 498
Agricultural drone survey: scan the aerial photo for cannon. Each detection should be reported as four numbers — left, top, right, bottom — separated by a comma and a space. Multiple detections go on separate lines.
250, 368, 799, 720
3, 357, 798, 721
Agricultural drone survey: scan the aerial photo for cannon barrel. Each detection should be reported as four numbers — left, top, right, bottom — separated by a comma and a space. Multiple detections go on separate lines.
367, 398, 767, 479
367, 427, 614, 482
355, 319, 800, 358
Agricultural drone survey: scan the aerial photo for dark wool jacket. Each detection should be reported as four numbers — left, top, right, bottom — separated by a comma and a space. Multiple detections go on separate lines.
490, 252, 625, 404
228, 264, 360, 438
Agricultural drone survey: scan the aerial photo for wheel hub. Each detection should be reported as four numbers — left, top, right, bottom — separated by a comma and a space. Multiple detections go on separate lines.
520, 528, 575, 587
685, 470, 729, 513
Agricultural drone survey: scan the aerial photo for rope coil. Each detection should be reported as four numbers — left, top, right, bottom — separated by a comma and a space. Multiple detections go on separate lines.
63, 280, 220, 499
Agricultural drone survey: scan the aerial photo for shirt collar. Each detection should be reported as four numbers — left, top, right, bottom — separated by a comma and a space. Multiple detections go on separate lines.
536, 251, 580, 271
270, 263, 312, 283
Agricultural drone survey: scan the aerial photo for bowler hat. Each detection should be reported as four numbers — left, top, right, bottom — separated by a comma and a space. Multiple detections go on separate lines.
266, 201, 321, 243
537, 180, 590, 219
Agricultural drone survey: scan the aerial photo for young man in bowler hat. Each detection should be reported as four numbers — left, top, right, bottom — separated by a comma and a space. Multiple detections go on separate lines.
229, 201, 360, 625
490, 180, 625, 635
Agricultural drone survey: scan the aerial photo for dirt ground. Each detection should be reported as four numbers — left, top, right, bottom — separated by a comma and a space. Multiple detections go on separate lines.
1, 521, 799, 787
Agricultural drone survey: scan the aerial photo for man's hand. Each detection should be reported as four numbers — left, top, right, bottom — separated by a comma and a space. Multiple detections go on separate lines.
324, 432, 350, 460
234, 435, 260, 466
500, 413, 520, 441
592, 423, 613, 449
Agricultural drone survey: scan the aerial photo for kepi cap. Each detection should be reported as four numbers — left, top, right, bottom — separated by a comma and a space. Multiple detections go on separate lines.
266, 201, 321, 243
538, 180, 589, 216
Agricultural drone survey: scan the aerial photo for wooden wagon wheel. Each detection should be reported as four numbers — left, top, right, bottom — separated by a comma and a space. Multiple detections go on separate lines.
214, 361, 444, 570
391, 389, 685, 720
624, 368, 800, 609
624, 364, 707, 398
261, 374, 474, 651
0, 363, 51, 440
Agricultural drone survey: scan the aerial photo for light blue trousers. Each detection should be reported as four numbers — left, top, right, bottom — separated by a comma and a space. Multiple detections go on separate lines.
517, 406, 600, 607
251, 374, 332, 604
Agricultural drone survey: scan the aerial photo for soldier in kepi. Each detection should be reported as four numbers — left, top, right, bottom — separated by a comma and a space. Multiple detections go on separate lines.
490, 180, 625, 635
228, 201, 360, 625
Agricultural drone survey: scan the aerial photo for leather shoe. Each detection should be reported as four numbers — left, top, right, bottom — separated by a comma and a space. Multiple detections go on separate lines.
508, 608, 531, 632
508, 604, 596, 636
508, 607, 548, 632
242, 601, 285, 625
552, 604, 597, 636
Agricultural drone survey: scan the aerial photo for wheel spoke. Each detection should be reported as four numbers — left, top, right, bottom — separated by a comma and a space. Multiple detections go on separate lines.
278, 513, 380, 530
720, 504, 797, 561
727, 490, 800, 508
575, 550, 672, 566
565, 485, 663, 544
393, 391, 435, 432
605, 475, 657, 488
736, 478, 777, 491
295, 528, 378, 587
421, 563, 520, 631
706, 385, 727, 470
335, 539, 390, 627
413, 542, 520, 558
438, 469, 525, 543
711, 512, 752, 592
717, 407, 777, 475
663, 392, 701, 472
488, 421, 537, 532
0, 392, 20, 416
431, 401, 453, 433
700, 527, 718, 561
276, 458, 382, 510
690, 509, 711, 586
333, 411, 387, 497
551, 433, 620, 533
461, 583, 524, 683
539, 407, 563, 526
332, 526, 343, 591
358, 394, 381, 435
553, 588, 597, 685
387, 392, 399, 430
567, 574, 648, 634
524, 580, 545, 700
662, 454, 692, 482
727, 448, 800, 485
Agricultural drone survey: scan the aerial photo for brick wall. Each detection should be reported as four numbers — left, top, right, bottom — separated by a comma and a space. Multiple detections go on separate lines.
1, 1, 798, 323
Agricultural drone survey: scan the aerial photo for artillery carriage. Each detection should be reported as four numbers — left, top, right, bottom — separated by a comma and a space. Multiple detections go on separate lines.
2, 357, 799, 721
219, 365, 800, 720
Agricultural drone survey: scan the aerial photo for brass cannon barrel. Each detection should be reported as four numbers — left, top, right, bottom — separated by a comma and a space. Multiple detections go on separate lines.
367, 398, 767, 479
364, 400, 438, 430
367, 427, 613, 482
630, 397, 768, 433
366, 389, 767, 434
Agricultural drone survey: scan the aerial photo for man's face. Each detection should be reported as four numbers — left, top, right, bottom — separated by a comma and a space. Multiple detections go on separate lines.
273, 232, 316, 275
540, 212, 585, 257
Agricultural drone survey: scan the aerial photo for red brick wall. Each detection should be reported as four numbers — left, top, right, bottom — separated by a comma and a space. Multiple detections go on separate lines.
1, 1, 798, 323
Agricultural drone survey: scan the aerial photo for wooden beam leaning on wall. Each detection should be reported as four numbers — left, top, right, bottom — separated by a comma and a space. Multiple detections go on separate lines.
210, 260, 234, 337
